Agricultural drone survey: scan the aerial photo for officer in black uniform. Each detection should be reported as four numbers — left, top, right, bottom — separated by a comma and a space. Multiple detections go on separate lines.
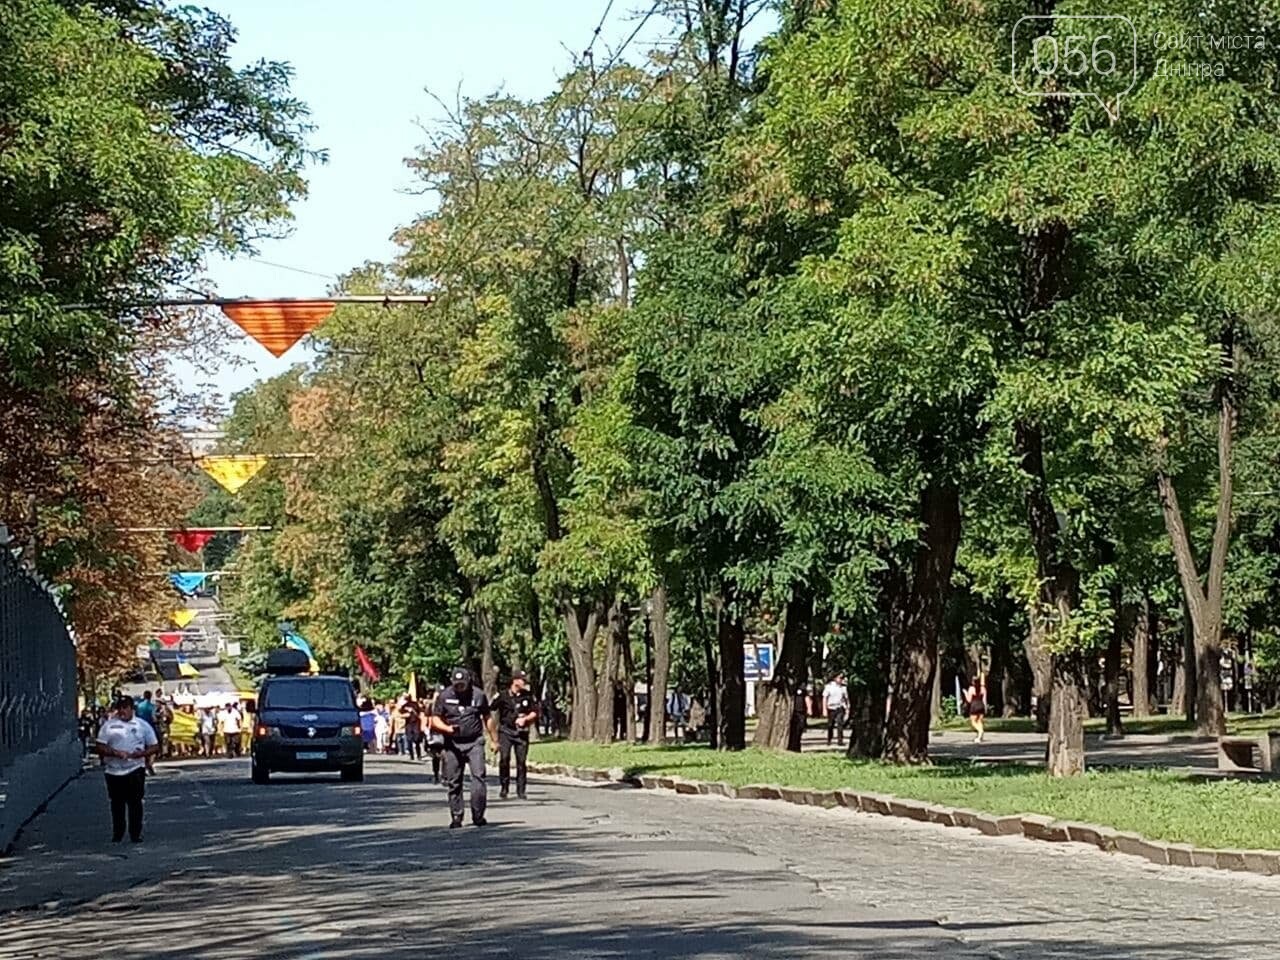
493, 670, 539, 799
429, 667, 498, 828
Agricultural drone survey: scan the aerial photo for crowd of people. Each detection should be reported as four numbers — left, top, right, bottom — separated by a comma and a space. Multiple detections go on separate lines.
79, 691, 253, 766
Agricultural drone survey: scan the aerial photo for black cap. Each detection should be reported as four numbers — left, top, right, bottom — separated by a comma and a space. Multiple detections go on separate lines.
511, 670, 527, 681
450, 667, 470, 684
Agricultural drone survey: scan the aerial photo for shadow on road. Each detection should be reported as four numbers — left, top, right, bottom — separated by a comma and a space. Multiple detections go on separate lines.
0, 757, 1271, 959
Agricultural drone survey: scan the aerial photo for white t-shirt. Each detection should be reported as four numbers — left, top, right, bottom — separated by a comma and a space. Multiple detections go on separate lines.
96, 717, 158, 776
219, 708, 243, 734
199, 711, 217, 735
823, 682, 848, 710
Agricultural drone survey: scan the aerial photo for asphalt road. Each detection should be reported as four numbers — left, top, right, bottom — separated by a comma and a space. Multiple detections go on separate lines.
2, 755, 1278, 959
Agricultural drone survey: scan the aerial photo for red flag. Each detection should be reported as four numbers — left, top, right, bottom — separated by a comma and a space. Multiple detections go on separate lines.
158, 632, 182, 648
355, 645, 380, 682
171, 529, 215, 553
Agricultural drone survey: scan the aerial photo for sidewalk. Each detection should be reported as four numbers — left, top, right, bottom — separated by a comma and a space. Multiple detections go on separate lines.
0, 762, 207, 911
797, 728, 1219, 770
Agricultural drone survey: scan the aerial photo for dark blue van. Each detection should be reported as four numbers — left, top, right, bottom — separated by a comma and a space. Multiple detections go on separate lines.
251, 652, 363, 783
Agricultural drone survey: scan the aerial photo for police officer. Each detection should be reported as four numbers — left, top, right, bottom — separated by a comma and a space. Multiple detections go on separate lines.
429, 667, 498, 828
493, 670, 539, 799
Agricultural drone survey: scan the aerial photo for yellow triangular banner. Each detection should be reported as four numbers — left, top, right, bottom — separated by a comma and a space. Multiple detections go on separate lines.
198, 455, 268, 494
171, 609, 196, 628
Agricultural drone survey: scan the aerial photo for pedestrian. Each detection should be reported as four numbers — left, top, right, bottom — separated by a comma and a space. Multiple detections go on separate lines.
788, 681, 812, 752
964, 675, 987, 743
429, 667, 498, 828
359, 698, 377, 752
78, 707, 96, 759
822, 673, 850, 747
666, 688, 689, 740
134, 691, 158, 775
375, 700, 391, 754
218, 702, 243, 757
612, 680, 628, 741
493, 671, 538, 799
422, 686, 444, 782
398, 695, 423, 761
199, 706, 217, 758
95, 695, 159, 843
154, 695, 174, 759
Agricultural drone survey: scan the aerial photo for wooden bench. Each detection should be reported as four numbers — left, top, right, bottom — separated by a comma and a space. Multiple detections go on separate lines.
1217, 732, 1280, 773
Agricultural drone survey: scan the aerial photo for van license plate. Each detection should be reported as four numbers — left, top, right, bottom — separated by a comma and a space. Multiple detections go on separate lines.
296, 751, 326, 760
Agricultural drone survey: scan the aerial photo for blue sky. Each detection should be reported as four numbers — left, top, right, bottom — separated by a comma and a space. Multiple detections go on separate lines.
192, 0, 679, 414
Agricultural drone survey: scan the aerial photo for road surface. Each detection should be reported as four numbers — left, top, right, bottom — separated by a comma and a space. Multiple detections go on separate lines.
2, 755, 1276, 959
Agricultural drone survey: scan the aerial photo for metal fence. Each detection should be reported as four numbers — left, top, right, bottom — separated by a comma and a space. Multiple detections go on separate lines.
0, 533, 76, 772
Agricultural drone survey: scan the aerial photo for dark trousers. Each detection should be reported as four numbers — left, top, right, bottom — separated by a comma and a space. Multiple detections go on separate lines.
499, 732, 528, 796
442, 738, 487, 823
105, 769, 146, 841
826, 707, 846, 745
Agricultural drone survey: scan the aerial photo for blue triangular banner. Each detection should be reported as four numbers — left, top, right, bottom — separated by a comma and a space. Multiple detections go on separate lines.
169, 572, 208, 595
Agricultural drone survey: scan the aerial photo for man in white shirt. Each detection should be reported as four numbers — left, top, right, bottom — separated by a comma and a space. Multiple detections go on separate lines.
822, 674, 850, 747
218, 703, 243, 758
95, 695, 159, 843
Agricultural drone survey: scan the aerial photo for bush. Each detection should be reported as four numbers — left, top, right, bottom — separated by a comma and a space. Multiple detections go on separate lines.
939, 695, 959, 721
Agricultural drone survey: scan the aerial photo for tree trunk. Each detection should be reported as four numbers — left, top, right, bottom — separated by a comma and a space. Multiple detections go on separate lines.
1182, 610, 1198, 724
1171, 634, 1187, 717
850, 574, 898, 758
594, 599, 624, 742
475, 597, 498, 698
1131, 596, 1153, 718
754, 586, 813, 750
1154, 329, 1235, 737
565, 601, 603, 740
1025, 605, 1052, 733
646, 583, 671, 743
1015, 416, 1086, 776
621, 613, 637, 742
717, 596, 746, 750
1047, 652, 1088, 775
930, 655, 943, 726
883, 479, 961, 763
1105, 593, 1125, 737
697, 587, 718, 749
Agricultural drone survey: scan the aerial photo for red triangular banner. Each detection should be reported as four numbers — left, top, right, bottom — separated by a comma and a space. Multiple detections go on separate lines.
221, 300, 336, 358
355, 645, 381, 682
171, 529, 216, 553
158, 632, 182, 648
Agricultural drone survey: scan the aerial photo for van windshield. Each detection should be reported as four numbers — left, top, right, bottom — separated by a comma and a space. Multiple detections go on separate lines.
263, 679, 355, 710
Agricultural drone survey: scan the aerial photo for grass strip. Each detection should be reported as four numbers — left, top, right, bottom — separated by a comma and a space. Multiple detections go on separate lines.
531, 740, 1280, 851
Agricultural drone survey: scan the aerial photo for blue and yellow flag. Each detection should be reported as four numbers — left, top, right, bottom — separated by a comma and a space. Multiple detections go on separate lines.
284, 632, 320, 674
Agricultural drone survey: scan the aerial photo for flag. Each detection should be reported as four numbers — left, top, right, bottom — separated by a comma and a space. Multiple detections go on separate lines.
177, 656, 200, 678
171, 609, 196, 628
220, 300, 336, 358
169, 572, 208, 595
284, 631, 320, 674
169, 708, 199, 745
198, 455, 268, 495
355, 645, 380, 682
158, 632, 182, 648
171, 529, 216, 553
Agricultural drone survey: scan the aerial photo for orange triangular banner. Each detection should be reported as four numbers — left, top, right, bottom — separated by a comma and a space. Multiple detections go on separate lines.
220, 300, 336, 358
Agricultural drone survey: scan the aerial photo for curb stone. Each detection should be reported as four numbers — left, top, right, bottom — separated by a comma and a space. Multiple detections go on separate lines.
526, 761, 1280, 878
